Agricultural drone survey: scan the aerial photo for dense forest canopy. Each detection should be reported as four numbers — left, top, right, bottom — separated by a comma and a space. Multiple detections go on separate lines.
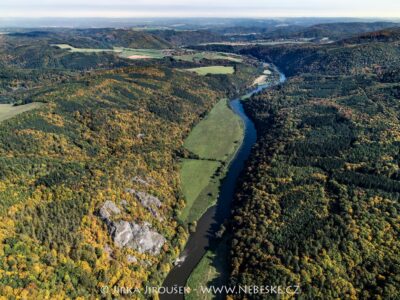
0, 21, 399, 299
229, 28, 400, 299
0, 27, 260, 298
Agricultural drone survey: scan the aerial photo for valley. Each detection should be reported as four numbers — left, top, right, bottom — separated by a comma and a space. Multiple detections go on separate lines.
0, 19, 399, 300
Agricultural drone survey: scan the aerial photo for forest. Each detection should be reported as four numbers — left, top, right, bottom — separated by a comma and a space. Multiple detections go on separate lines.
0, 28, 260, 298
229, 30, 400, 299
1, 21, 400, 299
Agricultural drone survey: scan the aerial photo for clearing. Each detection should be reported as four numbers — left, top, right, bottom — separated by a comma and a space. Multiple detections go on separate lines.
184, 99, 243, 161
179, 159, 220, 222
0, 103, 44, 123
174, 52, 243, 63
52, 44, 166, 59
185, 66, 235, 76
179, 99, 244, 223
186, 238, 229, 300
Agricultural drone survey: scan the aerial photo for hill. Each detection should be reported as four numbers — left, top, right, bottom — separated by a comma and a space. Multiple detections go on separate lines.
8, 28, 172, 49
237, 28, 400, 76
0, 64, 232, 298
228, 28, 400, 299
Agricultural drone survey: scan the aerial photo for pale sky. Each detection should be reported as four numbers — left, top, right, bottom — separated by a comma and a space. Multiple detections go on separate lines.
0, 0, 399, 18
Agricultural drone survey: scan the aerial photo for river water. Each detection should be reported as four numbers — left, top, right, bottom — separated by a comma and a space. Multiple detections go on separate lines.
161, 71, 286, 300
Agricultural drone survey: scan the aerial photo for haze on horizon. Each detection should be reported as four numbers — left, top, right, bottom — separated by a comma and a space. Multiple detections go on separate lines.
0, 0, 399, 19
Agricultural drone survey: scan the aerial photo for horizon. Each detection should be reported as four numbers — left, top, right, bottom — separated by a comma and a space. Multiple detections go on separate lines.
1, 0, 400, 19
0, 16, 399, 29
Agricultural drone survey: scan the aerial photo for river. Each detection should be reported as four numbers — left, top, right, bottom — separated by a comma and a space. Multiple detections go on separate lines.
161, 69, 286, 300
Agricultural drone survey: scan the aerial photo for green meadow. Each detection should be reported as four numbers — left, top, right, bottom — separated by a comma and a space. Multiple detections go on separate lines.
185, 66, 235, 76
179, 159, 220, 222
0, 103, 44, 123
179, 99, 243, 223
186, 238, 229, 300
52, 44, 165, 59
174, 52, 243, 63
184, 99, 243, 161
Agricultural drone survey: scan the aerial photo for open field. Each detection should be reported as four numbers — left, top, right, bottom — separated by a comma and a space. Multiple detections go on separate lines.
252, 74, 268, 86
179, 159, 220, 222
179, 99, 244, 222
114, 47, 166, 59
174, 52, 243, 63
185, 66, 235, 75
53, 45, 242, 62
52, 44, 116, 53
52, 44, 166, 59
187, 238, 229, 300
185, 99, 243, 161
0, 103, 44, 123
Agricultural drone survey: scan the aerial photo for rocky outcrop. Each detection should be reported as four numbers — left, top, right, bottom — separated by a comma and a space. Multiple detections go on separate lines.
99, 200, 121, 222
125, 188, 162, 219
109, 221, 166, 255
98, 201, 166, 256
132, 176, 155, 186
111, 220, 133, 247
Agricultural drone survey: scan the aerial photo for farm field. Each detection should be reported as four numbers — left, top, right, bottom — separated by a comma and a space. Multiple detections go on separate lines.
52, 44, 166, 59
52, 44, 116, 53
184, 99, 243, 161
179, 99, 244, 223
53, 45, 242, 62
0, 103, 44, 122
185, 66, 235, 75
174, 52, 243, 63
179, 159, 220, 222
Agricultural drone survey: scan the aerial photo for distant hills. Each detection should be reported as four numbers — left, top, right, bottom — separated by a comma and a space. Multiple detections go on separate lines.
225, 27, 400, 76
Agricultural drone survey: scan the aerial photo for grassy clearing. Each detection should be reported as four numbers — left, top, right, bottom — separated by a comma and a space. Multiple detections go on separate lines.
185, 99, 243, 161
52, 44, 165, 59
185, 66, 235, 76
0, 103, 44, 123
174, 52, 243, 63
180, 99, 243, 223
114, 47, 165, 59
52, 44, 116, 53
179, 159, 220, 222
186, 238, 229, 300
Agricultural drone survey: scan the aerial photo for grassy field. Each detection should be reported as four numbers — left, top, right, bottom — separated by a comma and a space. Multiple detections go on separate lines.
185, 99, 243, 161
114, 47, 165, 59
186, 238, 229, 300
52, 44, 165, 59
179, 159, 220, 222
0, 103, 44, 123
53, 45, 241, 62
52, 44, 116, 53
185, 66, 235, 76
174, 52, 243, 63
179, 99, 243, 223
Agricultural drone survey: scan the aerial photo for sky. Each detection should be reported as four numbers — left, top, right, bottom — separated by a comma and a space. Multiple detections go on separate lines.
0, 0, 399, 18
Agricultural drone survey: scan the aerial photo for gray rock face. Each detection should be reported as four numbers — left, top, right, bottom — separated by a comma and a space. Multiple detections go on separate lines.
128, 222, 166, 255
135, 191, 162, 209
109, 221, 166, 255
99, 200, 121, 222
125, 189, 162, 219
111, 220, 134, 248
99, 200, 166, 256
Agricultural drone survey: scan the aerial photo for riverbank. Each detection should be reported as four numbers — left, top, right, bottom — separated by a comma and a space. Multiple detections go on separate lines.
179, 98, 244, 223
161, 66, 285, 300
161, 88, 263, 300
